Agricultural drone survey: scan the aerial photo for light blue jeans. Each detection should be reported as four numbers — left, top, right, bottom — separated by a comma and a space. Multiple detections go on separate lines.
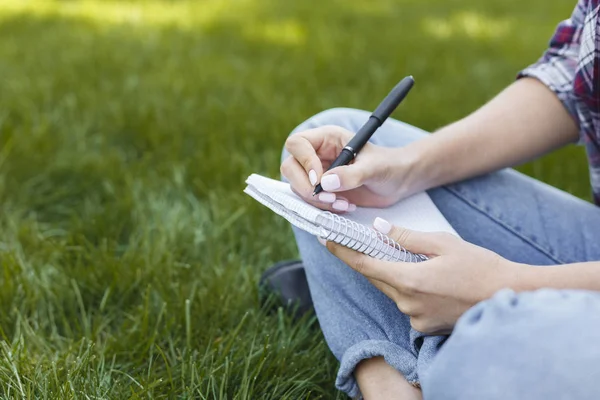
284, 108, 600, 399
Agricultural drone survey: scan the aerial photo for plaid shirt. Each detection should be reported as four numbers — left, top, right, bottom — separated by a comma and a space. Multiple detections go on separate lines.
518, 0, 600, 204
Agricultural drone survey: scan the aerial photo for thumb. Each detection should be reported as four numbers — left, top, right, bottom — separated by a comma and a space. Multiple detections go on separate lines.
321, 163, 371, 193
373, 217, 456, 256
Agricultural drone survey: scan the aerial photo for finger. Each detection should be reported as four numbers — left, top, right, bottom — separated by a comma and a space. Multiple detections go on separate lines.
282, 157, 356, 212
291, 125, 354, 160
367, 277, 398, 300
372, 218, 458, 255
291, 185, 355, 213
286, 126, 356, 184
325, 240, 396, 282
329, 196, 355, 213
281, 155, 315, 198
285, 132, 326, 185
324, 187, 397, 208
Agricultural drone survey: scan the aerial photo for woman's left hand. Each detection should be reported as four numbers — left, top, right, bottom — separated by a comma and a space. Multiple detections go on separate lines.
324, 218, 534, 334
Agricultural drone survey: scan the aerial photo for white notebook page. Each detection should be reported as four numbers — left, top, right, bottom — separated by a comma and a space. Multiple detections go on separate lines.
245, 174, 458, 237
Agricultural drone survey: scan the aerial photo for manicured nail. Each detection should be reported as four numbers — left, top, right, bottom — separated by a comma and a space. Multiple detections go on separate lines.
308, 169, 318, 186
317, 237, 327, 246
321, 174, 341, 191
332, 199, 349, 211
318, 192, 336, 203
373, 217, 392, 234
347, 204, 357, 212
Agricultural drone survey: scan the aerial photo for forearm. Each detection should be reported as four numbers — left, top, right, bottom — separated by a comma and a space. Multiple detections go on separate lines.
402, 78, 579, 192
520, 262, 600, 293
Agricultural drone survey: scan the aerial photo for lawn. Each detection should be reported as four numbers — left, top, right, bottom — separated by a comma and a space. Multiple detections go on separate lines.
0, 0, 586, 398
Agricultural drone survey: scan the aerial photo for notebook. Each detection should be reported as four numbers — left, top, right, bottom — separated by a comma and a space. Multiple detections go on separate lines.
244, 174, 458, 263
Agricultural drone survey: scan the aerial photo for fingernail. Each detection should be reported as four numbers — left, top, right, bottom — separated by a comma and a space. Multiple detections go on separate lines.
373, 217, 391, 234
347, 204, 357, 212
318, 192, 336, 203
332, 199, 349, 211
317, 237, 327, 246
309, 169, 318, 186
321, 174, 341, 191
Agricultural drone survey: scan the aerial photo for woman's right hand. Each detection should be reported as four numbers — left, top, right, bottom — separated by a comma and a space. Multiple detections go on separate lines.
280, 125, 420, 212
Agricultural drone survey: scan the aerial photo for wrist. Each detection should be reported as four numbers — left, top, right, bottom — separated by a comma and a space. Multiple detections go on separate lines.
408, 118, 485, 192
385, 118, 473, 198
388, 137, 439, 197
504, 261, 541, 293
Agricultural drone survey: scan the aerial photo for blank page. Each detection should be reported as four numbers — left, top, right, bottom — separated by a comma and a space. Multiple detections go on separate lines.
245, 174, 458, 236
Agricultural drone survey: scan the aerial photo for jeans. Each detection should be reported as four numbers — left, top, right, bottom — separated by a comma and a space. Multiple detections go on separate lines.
283, 108, 600, 399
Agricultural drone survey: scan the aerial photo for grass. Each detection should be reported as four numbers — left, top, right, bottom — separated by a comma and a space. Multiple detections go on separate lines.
0, 0, 587, 397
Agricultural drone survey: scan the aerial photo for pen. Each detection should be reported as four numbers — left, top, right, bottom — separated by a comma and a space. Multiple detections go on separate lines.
312, 76, 415, 196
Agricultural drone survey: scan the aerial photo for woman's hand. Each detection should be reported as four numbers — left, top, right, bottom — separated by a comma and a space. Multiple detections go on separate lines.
280, 125, 419, 212
324, 218, 535, 334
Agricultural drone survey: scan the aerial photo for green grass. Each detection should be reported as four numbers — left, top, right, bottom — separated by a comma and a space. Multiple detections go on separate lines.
0, 0, 587, 397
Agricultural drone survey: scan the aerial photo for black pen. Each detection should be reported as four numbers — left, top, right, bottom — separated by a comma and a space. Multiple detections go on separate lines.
313, 76, 415, 196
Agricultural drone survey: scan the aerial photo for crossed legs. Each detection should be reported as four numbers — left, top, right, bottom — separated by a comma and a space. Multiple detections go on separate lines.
286, 108, 600, 399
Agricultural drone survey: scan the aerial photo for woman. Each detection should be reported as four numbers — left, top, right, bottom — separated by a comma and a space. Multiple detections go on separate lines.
264, 1, 600, 398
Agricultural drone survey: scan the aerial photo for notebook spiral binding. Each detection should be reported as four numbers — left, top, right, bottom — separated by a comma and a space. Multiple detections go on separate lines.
317, 212, 428, 263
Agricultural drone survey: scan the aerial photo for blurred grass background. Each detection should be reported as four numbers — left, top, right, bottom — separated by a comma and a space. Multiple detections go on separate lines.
0, 0, 587, 398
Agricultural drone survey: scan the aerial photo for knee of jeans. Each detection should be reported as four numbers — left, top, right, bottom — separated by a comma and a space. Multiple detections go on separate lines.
297, 107, 370, 133
450, 288, 600, 339
423, 288, 600, 399
460, 288, 600, 328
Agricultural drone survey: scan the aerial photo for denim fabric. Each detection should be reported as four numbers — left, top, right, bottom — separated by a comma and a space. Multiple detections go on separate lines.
421, 288, 600, 400
283, 108, 600, 399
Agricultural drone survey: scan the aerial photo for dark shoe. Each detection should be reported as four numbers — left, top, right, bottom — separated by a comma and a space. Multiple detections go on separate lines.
259, 259, 314, 318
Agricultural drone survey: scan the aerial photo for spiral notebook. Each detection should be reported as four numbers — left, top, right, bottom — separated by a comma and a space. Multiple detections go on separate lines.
244, 174, 458, 262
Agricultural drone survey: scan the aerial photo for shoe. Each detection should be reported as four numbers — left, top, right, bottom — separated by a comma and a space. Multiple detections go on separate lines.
259, 259, 314, 318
